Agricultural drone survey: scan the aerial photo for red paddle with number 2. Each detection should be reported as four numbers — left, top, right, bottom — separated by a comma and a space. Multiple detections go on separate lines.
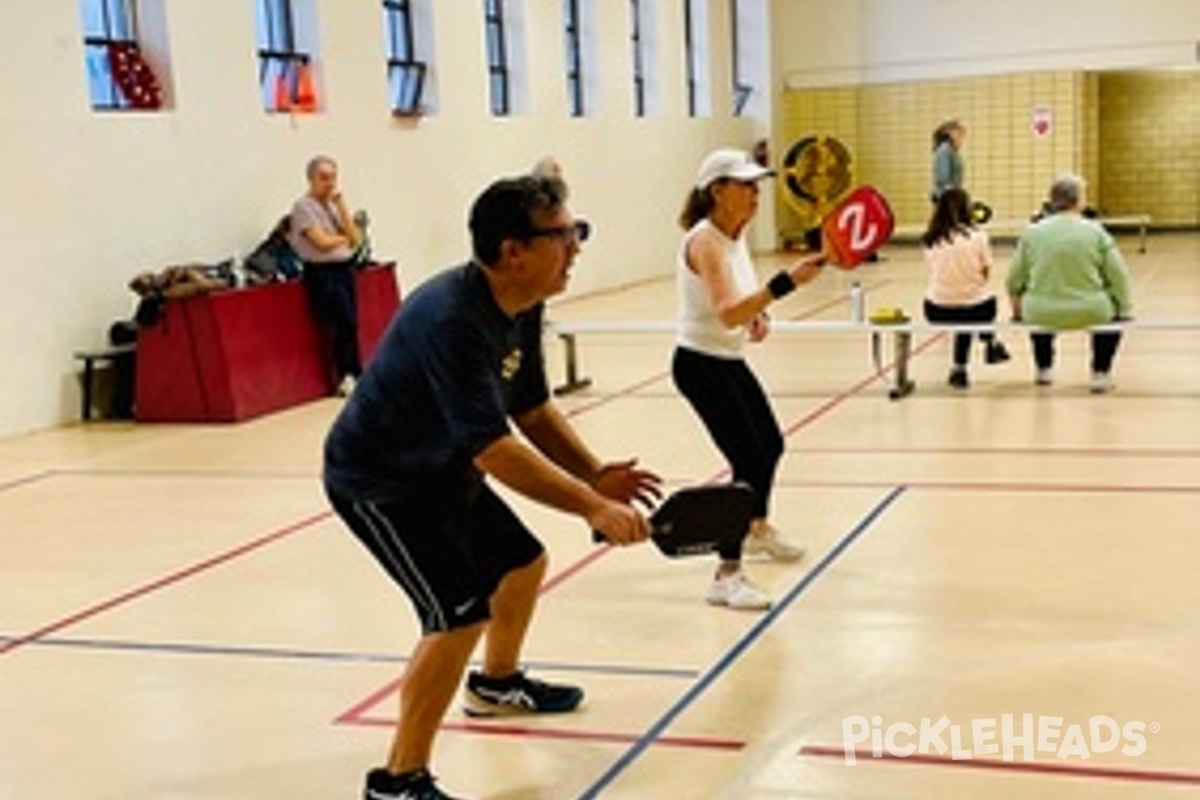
821, 186, 895, 269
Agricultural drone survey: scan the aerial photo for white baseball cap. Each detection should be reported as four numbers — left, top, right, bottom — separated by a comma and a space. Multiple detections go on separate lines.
695, 148, 775, 189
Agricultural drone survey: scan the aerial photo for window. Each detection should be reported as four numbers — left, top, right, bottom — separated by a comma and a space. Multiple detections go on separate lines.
564, 0, 585, 116
631, 0, 660, 117
683, 0, 711, 117
483, 0, 527, 116
484, 0, 511, 115
562, 0, 597, 117
78, 0, 167, 111
383, 0, 435, 115
730, 0, 768, 118
631, 0, 646, 115
256, 0, 317, 113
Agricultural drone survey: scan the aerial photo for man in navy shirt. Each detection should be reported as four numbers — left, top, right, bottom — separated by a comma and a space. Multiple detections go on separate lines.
325, 175, 661, 800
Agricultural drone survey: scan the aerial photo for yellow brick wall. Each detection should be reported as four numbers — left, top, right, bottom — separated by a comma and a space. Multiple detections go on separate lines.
1098, 71, 1200, 226
778, 71, 1091, 234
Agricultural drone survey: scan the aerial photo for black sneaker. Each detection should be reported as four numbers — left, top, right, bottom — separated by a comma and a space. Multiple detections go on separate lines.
948, 367, 969, 389
363, 768, 469, 800
985, 341, 1011, 364
463, 670, 584, 717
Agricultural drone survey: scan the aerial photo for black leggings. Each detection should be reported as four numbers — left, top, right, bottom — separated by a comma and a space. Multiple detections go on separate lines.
672, 347, 783, 561
1031, 331, 1122, 373
924, 297, 998, 366
303, 261, 362, 381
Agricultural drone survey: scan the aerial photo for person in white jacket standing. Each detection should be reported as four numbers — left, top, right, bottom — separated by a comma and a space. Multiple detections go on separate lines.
922, 188, 1010, 389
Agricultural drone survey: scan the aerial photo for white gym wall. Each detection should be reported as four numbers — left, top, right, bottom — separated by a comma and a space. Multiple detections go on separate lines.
0, 0, 762, 437
774, 0, 1200, 86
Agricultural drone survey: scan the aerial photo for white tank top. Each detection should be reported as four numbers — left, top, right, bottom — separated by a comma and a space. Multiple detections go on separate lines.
677, 219, 760, 359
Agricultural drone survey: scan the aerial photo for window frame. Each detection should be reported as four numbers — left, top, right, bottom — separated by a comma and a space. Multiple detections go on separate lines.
730, 0, 753, 116
383, 0, 428, 116
631, 0, 646, 116
80, 0, 140, 111
485, 0, 511, 116
563, 0, 585, 117
683, 0, 698, 117
256, 0, 311, 112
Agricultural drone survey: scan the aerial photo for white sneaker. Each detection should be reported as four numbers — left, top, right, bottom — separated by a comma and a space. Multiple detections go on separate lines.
743, 525, 805, 562
336, 376, 357, 398
1090, 372, 1114, 394
1035, 369, 1054, 386
706, 571, 772, 611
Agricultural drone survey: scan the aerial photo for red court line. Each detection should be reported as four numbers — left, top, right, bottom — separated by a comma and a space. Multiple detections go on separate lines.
774, 478, 1200, 495
347, 714, 746, 752
787, 445, 1200, 459
334, 542, 621, 724
799, 744, 1200, 787
781, 334, 946, 440
0, 511, 331, 657
564, 372, 671, 419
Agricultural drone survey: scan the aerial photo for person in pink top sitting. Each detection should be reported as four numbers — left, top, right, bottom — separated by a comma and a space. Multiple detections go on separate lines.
922, 188, 1010, 389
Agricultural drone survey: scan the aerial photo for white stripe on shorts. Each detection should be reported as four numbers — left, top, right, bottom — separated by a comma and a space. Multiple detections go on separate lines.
351, 500, 449, 631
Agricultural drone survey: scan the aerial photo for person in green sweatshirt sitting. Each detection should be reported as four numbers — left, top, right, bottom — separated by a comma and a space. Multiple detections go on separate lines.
1006, 175, 1133, 394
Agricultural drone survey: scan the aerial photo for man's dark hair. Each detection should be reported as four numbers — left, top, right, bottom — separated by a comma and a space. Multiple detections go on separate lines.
470, 175, 567, 266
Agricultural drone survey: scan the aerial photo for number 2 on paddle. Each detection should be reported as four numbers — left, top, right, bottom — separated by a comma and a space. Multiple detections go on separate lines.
837, 201, 878, 254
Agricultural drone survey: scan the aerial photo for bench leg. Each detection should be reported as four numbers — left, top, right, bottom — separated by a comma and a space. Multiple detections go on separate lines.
1139, 223, 1147, 254
553, 333, 593, 397
81, 358, 95, 422
888, 331, 917, 401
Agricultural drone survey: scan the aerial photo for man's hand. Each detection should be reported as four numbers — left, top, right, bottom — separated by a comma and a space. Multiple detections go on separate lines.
748, 313, 770, 343
592, 459, 663, 510
587, 499, 650, 546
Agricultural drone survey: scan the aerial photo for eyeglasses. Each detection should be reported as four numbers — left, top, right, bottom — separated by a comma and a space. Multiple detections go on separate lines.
526, 219, 591, 245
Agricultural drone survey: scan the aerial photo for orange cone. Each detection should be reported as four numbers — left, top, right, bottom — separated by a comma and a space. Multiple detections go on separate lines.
294, 62, 318, 113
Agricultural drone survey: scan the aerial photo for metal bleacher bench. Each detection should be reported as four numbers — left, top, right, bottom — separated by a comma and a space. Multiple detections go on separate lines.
545, 317, 1196, 401
73, 343, 136, 421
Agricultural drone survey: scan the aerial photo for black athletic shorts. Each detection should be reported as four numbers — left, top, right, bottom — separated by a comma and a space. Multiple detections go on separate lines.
327, 481, 545, 634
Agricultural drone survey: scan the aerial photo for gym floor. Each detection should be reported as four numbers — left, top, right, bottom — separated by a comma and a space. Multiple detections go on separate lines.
2, 234, 1198, 799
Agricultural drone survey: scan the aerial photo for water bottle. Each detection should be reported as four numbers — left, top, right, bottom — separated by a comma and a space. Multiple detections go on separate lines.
849, 281, 865, 324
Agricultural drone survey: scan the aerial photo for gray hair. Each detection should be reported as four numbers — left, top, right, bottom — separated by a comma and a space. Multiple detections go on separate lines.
306, 155, 337, 180
1048, 174, 1085, 212
531, 156, 569, 201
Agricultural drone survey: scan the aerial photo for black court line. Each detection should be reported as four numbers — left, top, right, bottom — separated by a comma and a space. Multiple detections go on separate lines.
0, 470, 57, 495
574, 485, 908, 800
0, 633, 698, 678
0, 511, 332, 657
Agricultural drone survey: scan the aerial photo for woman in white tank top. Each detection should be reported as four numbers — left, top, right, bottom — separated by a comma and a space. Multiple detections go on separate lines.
673, 149, 826, 611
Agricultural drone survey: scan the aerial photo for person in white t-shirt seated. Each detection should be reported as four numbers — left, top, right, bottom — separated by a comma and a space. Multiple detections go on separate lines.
921, 188, 1011, 389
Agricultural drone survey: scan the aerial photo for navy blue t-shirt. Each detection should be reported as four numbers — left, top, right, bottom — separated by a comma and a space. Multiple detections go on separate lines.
323, 262, 549, 502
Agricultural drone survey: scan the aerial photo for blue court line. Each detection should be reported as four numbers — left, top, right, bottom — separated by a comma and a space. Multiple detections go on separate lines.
574, 485, 908, 800
0, 470, 57, 495
0, 633, 699, 679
